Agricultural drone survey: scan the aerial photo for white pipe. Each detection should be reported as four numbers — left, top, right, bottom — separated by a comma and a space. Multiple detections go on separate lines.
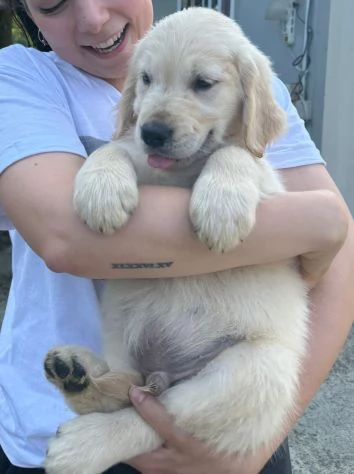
230, 0, 236, 19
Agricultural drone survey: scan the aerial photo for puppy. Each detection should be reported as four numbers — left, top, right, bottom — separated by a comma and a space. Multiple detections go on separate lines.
44, 8, 308, 474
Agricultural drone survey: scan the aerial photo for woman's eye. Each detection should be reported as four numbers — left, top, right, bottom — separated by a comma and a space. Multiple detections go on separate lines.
142, 72, 152, 86
38, 0, 67, 15
193, 76, 215, 92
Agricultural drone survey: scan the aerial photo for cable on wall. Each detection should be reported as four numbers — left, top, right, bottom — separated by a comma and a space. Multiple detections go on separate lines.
289, 0, 313, 120
290, 1, 312, 98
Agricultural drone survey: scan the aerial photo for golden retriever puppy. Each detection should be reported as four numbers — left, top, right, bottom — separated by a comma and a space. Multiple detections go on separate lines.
44, 7, 308, 474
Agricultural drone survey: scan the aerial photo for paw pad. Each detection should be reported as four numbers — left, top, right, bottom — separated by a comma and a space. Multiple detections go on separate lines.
44, 352, 90, 393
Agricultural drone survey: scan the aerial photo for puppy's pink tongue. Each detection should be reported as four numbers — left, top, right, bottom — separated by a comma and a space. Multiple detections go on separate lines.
148, 154, 175, 170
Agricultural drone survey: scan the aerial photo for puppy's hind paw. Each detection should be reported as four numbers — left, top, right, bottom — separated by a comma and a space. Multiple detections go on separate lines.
44, 350, 90, 394
45, 414, 111, 474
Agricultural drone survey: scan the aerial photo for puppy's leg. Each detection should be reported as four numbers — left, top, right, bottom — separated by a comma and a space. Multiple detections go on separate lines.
45, 342, 300, 474
190, 146, 267, 253
44, 345, 143, 414
73, 141, 139, 235
162, 341, 300, 455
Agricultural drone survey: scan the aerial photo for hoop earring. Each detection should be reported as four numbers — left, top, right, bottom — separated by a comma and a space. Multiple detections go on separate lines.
37, 30, 48, 47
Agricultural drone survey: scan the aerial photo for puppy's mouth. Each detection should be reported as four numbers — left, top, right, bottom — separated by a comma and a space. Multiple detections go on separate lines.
146, 131, 215, 170
147, 154, 179, 170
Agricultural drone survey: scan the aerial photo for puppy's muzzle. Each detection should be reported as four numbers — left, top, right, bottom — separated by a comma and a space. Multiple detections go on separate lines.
141, 121, 173, 149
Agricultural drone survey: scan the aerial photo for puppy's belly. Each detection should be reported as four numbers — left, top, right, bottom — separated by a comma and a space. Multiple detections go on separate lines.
132, 331, 238, 385
102, 263, 307, 389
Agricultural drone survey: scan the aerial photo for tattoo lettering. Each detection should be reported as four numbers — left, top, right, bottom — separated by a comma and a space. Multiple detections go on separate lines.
111, 262, 174, 270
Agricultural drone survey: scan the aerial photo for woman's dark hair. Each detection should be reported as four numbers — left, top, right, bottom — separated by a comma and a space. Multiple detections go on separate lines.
8, 0, 52, 51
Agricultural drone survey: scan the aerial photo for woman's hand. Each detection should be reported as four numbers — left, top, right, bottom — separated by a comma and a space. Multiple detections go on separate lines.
280, 167, 350, 289
299, 238, 347, 289
126, 388, 268, 474
298, 208, 348, 289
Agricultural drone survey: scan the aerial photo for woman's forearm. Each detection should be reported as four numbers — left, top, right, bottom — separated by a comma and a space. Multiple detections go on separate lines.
52, 186, 346, 279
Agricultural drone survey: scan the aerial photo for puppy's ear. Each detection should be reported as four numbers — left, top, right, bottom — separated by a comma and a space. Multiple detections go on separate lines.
238, 49, 286, 158
113, 67, 138, 140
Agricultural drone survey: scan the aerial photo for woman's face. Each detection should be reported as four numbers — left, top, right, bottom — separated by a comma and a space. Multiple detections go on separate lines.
25, 0, 154, 89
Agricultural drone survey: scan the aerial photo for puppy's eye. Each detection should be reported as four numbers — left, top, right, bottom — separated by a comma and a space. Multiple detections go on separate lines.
193, 76, 215, 92
141, 72, 152, 86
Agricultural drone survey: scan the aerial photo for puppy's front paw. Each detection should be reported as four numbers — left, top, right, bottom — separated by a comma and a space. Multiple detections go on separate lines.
74, 153, 138, 235
190, 177, 259, 252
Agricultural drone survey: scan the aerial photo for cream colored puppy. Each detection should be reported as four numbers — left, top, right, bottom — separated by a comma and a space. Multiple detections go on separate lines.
44, 8, 309, 474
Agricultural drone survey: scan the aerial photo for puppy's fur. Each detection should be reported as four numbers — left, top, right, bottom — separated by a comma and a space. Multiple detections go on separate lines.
44, 8, 308, 474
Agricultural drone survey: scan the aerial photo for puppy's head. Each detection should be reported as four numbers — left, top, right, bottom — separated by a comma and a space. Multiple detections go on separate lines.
115, 8, 286, 169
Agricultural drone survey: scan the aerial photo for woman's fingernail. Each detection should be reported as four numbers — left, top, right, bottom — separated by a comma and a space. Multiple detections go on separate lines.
129, 386, 147, 404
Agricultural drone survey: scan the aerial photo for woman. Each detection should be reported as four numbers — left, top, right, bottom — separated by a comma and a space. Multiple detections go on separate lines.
0, 1, 352, 473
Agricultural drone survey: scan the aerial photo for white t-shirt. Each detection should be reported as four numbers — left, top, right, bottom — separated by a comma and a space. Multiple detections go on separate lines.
0, 44, 325, 468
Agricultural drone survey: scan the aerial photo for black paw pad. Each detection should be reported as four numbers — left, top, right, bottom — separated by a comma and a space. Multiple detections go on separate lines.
44, 353, 90, 393
53, 357, 71, 378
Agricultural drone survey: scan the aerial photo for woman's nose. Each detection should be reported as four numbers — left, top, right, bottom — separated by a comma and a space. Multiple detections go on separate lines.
74, 0, 110, 35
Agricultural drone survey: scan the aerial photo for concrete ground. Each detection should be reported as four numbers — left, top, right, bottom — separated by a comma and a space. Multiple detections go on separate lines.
0, 242, 353, 473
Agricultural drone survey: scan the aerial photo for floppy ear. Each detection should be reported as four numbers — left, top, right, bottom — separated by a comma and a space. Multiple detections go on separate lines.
238, 48, 286, 158
113, 67, 138, 140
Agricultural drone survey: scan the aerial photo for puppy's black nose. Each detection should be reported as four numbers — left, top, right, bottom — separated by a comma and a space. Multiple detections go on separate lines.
141, 122, 173, 149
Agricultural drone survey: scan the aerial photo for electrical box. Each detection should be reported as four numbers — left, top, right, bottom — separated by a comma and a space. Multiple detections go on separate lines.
282, 4, 297, 46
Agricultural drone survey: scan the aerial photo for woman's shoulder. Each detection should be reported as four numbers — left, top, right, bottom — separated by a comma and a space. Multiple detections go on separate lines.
0, 43, 76, 83
1, 44, 86, 86
0, 44, 98, 105
0, 45, 71, 108
0, 44, 116, 98
271, 75, 291, 112
0, 43, 50, 69
0, 44, 64, 91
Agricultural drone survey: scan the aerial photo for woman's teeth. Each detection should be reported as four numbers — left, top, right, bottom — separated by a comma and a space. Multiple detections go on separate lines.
93, 26, 127, 53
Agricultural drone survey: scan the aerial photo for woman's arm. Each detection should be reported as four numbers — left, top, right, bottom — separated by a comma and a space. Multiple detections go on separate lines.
0, 153, 347, 279
0, 154, 347, 279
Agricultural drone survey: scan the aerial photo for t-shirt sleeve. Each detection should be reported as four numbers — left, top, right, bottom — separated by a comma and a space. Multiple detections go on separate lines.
265, 76, 325, 170
0, 46, 87, 229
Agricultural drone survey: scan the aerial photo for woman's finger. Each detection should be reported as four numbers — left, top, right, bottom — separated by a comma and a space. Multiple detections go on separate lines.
129, 387, 192, 450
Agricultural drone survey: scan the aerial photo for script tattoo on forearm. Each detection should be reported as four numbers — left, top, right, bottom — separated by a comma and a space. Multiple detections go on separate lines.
111, 262, 174, 270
